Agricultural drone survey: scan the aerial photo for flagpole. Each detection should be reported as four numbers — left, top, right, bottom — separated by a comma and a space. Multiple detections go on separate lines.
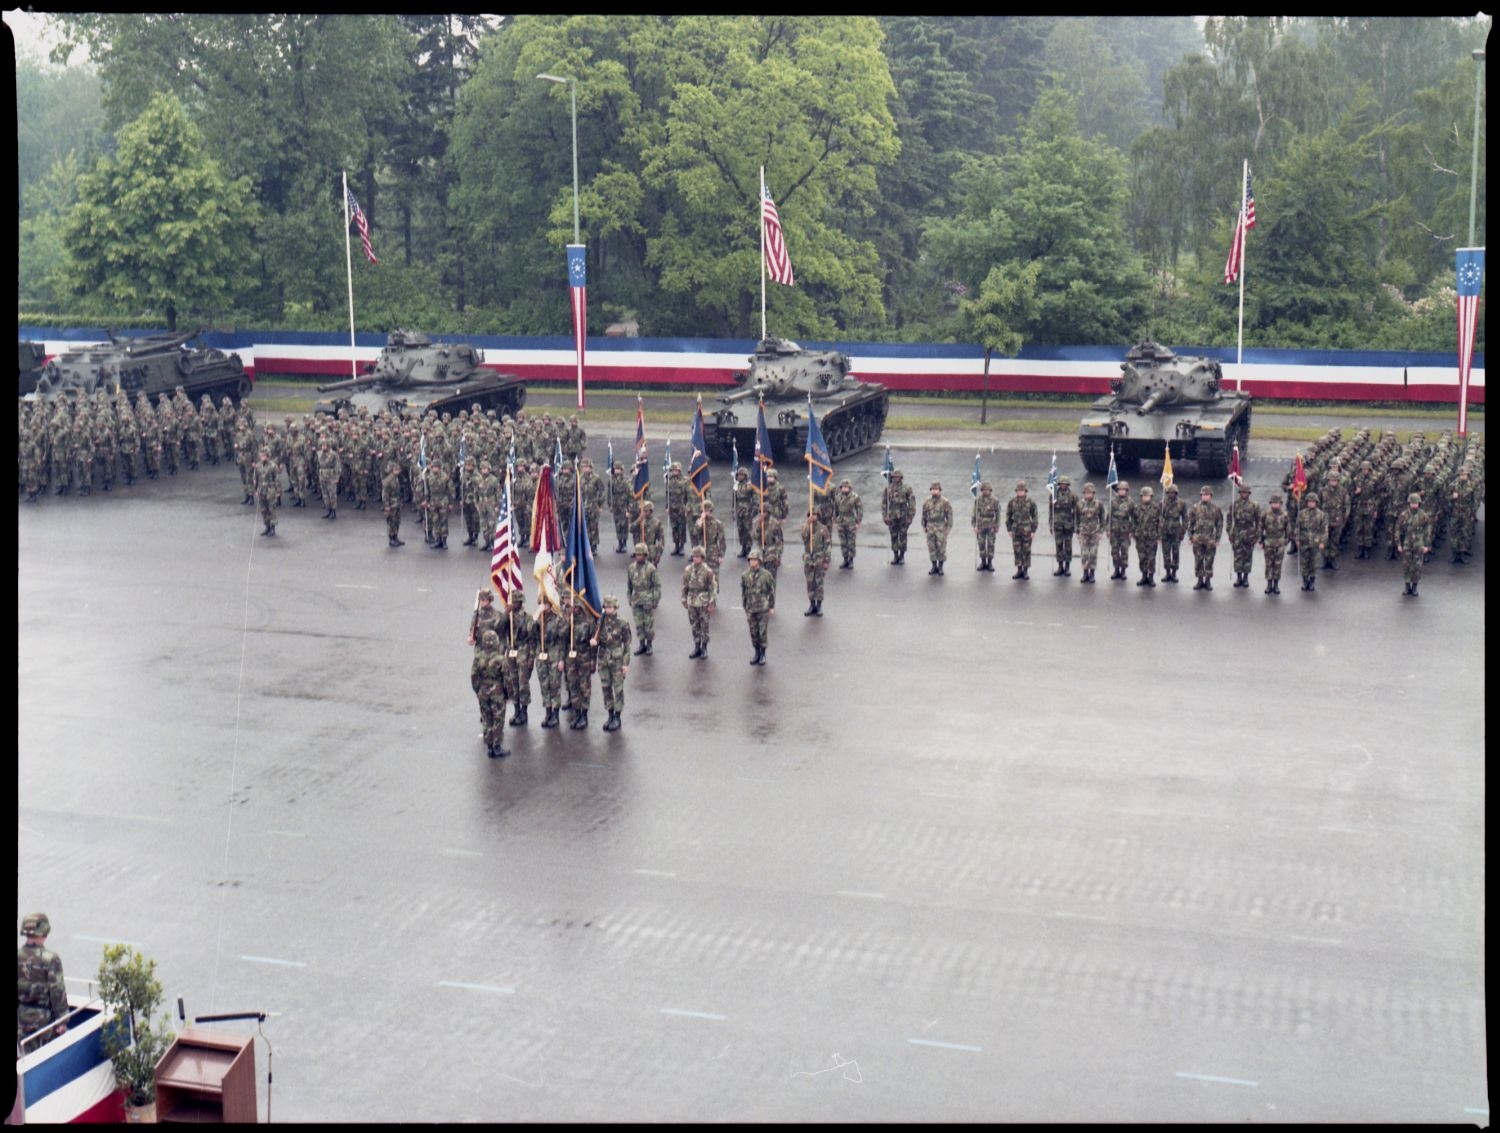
342, 171, 358, 380
1235, 159, 1247, 391
760, 166, 768, 342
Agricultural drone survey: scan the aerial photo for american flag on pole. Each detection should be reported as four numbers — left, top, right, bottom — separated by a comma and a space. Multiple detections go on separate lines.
1456, 248, 1484, 438
1223, 164, 1255, 284
530, 464, 563, 614
346, 187, 377, 264
490, 471, 524, 603
567, 244, 587, 409
762, 185, 794, 286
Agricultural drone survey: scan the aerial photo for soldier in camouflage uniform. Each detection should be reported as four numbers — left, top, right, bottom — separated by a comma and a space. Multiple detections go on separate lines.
1295, 493, 1328, 592
971, 481, 1001, 572
563, 596, 599, 729
474, 462, 500, 550
695, 498, 727, 572
763, 468, 790, 523
254, 451, 281, 536
882, 469, 916, 564
1133, 485, 1162, 586
666, 463, 689, 555
460, 450, 481, 545
317, 435, 341, 519
1075, 482, 1104, 583
1351, 459, 1381, 559
475, 629, 510, 758
592, 595, 632, 731
380, 461, 405, 547
17, 913, 68, 1053
627, 543, 662, 656
1159, 483, 1187, 582
468, 588, 502, 707
1394, 492, 1433, 596
1050, 475, 1078, 576
500, 590, 537, 726
537, 603, 570, 728
1005, 480, 1039, 580
1188, 484, 1223, 590
640, 500, 666, 566
1319, 469, 1351, 569
1258, 495, 1291, 594
801, 509, 831, 616
833, 479, 863, 569
759, 513, 785, 610
1107, 481, 1135, 580
732, 467, 756, 557
922, 482, 953, 576
426, 457, 453, 549
742, 547, 776, 665
610, 466, 632, 552
1227, 483, 1262, 587
682, 545, 718, 658
1448, 467, 1478, 563
579, 457, 606, 554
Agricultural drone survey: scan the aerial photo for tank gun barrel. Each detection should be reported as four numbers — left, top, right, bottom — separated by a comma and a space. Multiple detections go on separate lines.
1136, 389, 1171, 416
720, 382, 771, 404
317, 374, 381, 393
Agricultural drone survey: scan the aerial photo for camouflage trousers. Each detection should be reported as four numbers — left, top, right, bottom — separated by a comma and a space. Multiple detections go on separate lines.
975, 529, 997, 559
1262, 542, 1286, 584
1353, 508, 1379, 552
537, 655, 564, 709
1231, 537, 1256, 574
430, 504, 450, 544
1053, 528, 1074, 567
1161, 534, 1182, 573
288, 460, 308, 504
1109, 531, 1132, 572
1192, 539, 1218, 581
687, 606, 712, 647
763, 563, 780, 608
632, 605, 657, 646
480, 685, 507, 751
837, 525, 858, 560
1010, 530, 1034, 571
320, 473, 339, 511
119, 445, 142, 482
599, 660, 626, 712
1451, 509, 1476, 555
1401, 547, 1425, 585
1298, 543, 1320, 582
737, 515, 754, 553
746, 610, 770, 649
587, 512, 601, 555
565, 657, 595, 710
888, 524, 910, 558
258, 493, 278, 528
804, 561, 827, 602
503, 654, 534, 708
463, 502, 480, 542
925, 530, 949, 564
1323, 518, 1346, 563
614, 510, 632, 549
1078, 531, 1101, 570
203, 434, 220, 463
17, 1007, 59, 1051
670, 512, 688, 548
72, 455, 93, 492
385, 505, 402, 540
1135, 537, 1158, 577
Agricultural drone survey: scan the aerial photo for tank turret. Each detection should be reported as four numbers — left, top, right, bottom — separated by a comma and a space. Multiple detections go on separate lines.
1078, 340, 1252, 478
313, 329, 526, 419
28, 329, 251, 403
702, 337, 888, 463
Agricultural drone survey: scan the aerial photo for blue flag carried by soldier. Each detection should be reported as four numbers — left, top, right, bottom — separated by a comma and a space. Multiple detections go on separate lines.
970, 453, 982, 499
688, 396, 712, 498
1105, 448, 1119, 493
804, 398, 833, 494
881, 444, 894, 482
560, 467, 603, 617
1046, 451, 1059, 504
750, 399, 774, 494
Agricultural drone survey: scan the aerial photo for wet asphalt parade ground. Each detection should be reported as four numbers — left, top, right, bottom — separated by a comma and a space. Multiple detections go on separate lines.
16, 426, 1486, 1122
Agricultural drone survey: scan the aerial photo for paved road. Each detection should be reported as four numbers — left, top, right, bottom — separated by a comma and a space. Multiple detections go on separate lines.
17, 447, 1486, 1122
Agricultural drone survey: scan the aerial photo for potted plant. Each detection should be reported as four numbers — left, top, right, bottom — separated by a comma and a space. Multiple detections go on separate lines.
97, 943, 175, 1123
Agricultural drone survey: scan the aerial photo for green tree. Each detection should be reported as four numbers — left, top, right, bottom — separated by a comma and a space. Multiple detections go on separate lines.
63, 92, 259, 329
15, 55, 103, 209
926, 88, 1149, 345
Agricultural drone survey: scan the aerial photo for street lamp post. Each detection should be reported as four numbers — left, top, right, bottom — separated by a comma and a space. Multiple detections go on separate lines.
1469, 49, 1485, 247
537, 73, 579, 244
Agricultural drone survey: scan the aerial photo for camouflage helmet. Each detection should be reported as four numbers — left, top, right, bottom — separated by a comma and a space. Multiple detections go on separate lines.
691, 544, 706, 557
1083, 482, 1096, 494
1140, 486, 1153, 498
734, 466, 748, 478
1238, 484, 1252, 494
478, 588, 494, 602
930, 481, 942, 491
1117, 480, 1129, 491
702, 499, 715, 510
980, 481, 992, 491
840, 478, 852, 488
1199, 485, 1213, 496
1015, 480, 1027, 490
642, 500, 655, 510
509, 590, 524, 606
20, 913, 50, 938
890, 469, 903, 479
633, 542, 649, 555
1408, 492, 1422, 504
766, 468, 778, 479
481, 629, 500, 647
602, 594, 619, 609
1303, 493, 1319, 506
671, 461, 682, 471
1058, 475, 1071, 486
748, 545, 763, 560
1165, 483, 1178, 493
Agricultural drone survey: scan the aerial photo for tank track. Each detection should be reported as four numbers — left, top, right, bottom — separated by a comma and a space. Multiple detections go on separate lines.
1078, 434, 1113, 474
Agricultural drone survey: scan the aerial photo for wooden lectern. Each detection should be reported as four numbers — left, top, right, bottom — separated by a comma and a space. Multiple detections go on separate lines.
152, 1028, 257, 1123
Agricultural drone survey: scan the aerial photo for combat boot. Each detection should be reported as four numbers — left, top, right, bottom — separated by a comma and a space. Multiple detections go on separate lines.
1193, 579, 1205, 591
739, 546, 750, 559
488, 744, 510, 758
697, 642, 708, 659
604, 711, 621, 732
330, 509, 338, 521
813, 601, 823, 617
1272, 581, 1281, 594
510, 706, 528, 727
261, 524, 272, 536
617, 538, 628, 553
1136, 575, 1149, 586
1082, 569, 1094, 584
928, 563, 939, 575
1054, 565, 1067, 576
1145, 574, 1155, 587
643, 641, 653, 655
672, 542, 684, 556
1305, 578, 1315, 592
1265, 582, 1274, 594
633, 642, 648, 656
937, 561, 946, 575
541, 707, 559, 728
1203, 578, 1212, 590
805, 602, 818, 616
268, 524, 276, 536
690, 642, 703, 659
243, 493, 254, 505
1014, 568, 1026, 580
568, 708, 588, 730
750, 647, 764, 666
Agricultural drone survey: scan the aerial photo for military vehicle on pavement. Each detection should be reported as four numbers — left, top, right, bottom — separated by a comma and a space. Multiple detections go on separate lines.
313, 330, 526, 419
28, 330, 252, 404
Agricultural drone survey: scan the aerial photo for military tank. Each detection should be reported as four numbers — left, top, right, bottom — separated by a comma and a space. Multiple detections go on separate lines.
701, 337, 888, 463
18, 341, 48, 396
28, 329, 251, 403
1077, 340, 1251, 478
313, 329, 526, 419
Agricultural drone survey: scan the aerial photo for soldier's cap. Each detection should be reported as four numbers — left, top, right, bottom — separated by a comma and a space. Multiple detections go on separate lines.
930, 481, 942, 490
1238, 484, 1251, 493
691, 545, 706, 556
602, 594, 619, 609
671, 461, 682, 471
1303, 493, 1319, 505
481, 629, 500, 646
1200, 485, 1213, 496
1058, 475, 1071, 486
749, 546, 763, 559
734, 467, 748, 476
1083, 483, 1096, 493
1165, 483, 1178, 493
1140, 486, 1153, 497
509, 591, 524, 604
478, 588, 494, 601
1117, 481, 1129, 490
1408, 492, 1422, 503
980, 481, 992, 491
21, 913, 49, 937
891, 470, 903, 478
642, 500, 655, 509
633, 542, 649, 555
767, 469, 778, 479
1015, 480, 1027, 490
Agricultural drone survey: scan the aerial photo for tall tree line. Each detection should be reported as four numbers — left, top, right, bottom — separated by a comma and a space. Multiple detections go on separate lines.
19, 14, 1486, 354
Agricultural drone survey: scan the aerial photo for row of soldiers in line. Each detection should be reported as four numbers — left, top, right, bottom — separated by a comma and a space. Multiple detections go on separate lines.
19, 385, 247, 499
